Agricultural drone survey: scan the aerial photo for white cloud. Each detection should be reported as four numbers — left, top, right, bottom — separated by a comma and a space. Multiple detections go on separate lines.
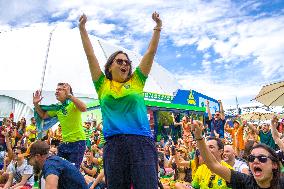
197, 37, 213, 51
0, 0, 283, 107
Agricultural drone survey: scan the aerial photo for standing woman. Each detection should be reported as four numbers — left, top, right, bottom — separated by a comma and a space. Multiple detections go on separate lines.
79, 12, 162, 189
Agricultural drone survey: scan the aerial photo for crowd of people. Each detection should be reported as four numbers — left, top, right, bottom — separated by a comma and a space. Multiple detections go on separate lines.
0, 11, 284, 189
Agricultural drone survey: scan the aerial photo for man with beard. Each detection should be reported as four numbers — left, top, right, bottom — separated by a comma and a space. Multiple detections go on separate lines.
25, 141, 88, 189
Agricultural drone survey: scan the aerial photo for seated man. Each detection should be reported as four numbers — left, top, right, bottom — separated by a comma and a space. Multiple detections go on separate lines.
1, 146, 34, 189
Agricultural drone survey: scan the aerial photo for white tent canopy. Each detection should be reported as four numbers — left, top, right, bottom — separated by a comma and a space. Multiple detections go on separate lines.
0, 23, 181, 120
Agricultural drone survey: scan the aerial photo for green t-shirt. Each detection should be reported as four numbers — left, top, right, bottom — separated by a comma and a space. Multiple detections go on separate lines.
259, 130, 276, 150
47, 101, 86, 142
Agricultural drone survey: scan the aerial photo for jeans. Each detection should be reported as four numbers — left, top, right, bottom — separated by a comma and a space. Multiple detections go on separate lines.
103, 134, 158, 189
88, 182, 106, 189
57, 140, 86, 169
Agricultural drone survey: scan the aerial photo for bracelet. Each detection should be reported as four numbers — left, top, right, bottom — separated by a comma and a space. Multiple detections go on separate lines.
196, 137, 204, 141
153, 27, 162, 31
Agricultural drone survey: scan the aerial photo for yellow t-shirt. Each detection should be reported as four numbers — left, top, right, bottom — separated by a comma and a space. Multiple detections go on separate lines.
47, 102, 85, 142
191, 161, 232, 189
26, 124, 37, 140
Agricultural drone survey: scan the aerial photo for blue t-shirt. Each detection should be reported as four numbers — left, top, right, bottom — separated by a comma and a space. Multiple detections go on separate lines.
42, 156, 88, 189
209, 119, 225, 138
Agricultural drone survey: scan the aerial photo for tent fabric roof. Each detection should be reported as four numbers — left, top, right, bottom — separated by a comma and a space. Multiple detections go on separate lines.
0, 24, 180, 99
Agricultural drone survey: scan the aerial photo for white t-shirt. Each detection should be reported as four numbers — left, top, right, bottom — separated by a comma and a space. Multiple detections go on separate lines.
7, 159, 34, 185
233, 159, 249, 173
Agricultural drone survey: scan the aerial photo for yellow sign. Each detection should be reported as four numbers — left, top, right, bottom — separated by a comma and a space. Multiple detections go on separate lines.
187, 90, 196, 105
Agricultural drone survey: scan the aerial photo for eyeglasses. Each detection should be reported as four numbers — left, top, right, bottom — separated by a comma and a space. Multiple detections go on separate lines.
114, 58, 131, 66
247, 154, 272, 163
208, 174, 216, 188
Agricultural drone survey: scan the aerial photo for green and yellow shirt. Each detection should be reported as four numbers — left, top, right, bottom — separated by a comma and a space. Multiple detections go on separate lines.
47, 102, 85, 142
94, 67, 151, 138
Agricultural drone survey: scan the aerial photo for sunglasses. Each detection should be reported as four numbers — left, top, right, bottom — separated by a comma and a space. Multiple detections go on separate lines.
114, 58, 132, 66
215, 114, 220, 116
247, 154, 272, 163
208, 174, 216, 188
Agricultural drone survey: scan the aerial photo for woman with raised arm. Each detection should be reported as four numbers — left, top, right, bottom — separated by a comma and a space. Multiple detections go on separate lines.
191, 120, 284, 189
79, 12, 162, 189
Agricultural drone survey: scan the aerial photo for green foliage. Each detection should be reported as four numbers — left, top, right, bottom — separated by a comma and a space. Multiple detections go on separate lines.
158, 111, 173, 127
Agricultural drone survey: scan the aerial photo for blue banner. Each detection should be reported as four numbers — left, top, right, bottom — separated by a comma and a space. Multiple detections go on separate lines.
172, 89, 220, 114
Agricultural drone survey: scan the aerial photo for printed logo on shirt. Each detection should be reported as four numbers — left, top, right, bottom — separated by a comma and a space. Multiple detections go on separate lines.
218, 178, 222, 186
124, 84, 130, 89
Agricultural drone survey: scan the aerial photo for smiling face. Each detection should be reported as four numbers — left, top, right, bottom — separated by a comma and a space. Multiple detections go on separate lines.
206, 139, 223, 161
109, 53, 131, 83
14, 148, 24, 161
262, 124, 270, 133
55, 84, 67, 102
249, 147, 277, 185
4, 118, 11, 127
223, 145, 235, 163
214, 111, 221, 120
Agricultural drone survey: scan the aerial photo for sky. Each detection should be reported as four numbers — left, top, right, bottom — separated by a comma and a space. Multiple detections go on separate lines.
0, 0, 284, 110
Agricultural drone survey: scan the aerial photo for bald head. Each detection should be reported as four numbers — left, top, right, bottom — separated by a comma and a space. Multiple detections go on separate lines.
223, 145, 236, 164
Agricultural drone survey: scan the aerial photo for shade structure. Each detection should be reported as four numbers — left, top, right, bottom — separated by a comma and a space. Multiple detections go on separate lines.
241, 112, 284, 121
254, 81, 284, 107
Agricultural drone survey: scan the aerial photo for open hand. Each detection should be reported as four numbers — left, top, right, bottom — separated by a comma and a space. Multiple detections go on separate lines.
33, 90, 43, 105
152, 11, 162, 28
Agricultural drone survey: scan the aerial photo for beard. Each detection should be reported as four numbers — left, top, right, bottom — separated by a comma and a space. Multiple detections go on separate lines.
33, 162, 42, 175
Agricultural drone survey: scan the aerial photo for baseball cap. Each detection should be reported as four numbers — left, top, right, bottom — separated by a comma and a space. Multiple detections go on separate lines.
24, 141, 49, 158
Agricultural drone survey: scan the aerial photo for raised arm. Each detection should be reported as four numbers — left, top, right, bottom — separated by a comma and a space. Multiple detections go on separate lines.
33, 90, 49, 119
173, 153, 190, 168
79, 14, 102, 82
64, 84, 87, 112
191, 120, 231, 182
218, 100, 225, 120
206, 100, 212, 120
139, 12, 162, 76
271, 116, 284, 151
89, 169, 105, 189
246, 122, 259, 135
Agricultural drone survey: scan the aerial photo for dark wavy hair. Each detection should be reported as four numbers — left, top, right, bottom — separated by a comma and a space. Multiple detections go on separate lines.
104, 50, 132, 80
250, 143, 281, 189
